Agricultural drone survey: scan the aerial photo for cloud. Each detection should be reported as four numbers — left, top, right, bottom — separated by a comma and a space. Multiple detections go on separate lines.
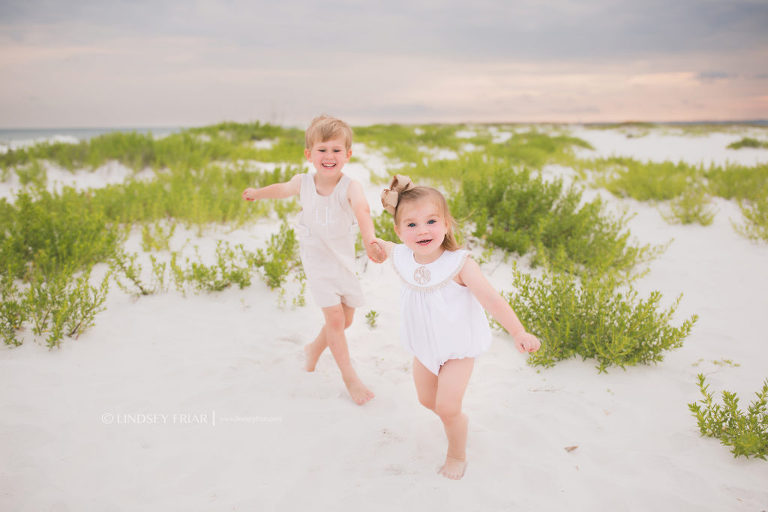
3, 0, 768, 60
1, 0, 766, 126
697, 71, 736, 83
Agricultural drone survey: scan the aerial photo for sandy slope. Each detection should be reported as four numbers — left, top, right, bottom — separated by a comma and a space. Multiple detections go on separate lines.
1, 128, 768, 511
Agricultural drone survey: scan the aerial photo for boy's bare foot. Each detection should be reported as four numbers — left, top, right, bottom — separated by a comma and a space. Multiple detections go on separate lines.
344, 376, 375, 405
304, 342, 323, 372
438, 456, 467, 480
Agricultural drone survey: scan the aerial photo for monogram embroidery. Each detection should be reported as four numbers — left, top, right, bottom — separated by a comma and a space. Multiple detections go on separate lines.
413, 265, 431, 285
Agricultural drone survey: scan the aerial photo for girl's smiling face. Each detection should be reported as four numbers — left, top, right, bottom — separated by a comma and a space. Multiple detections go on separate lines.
395, 199, 449, 264
304, 136, 351, 178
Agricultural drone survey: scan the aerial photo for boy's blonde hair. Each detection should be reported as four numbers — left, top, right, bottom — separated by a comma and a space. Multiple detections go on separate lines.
305, 115, 353, 151
394, 187, 461, 251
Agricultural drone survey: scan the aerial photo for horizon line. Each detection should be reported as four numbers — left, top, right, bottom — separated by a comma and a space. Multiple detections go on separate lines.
1, 119, 767, 131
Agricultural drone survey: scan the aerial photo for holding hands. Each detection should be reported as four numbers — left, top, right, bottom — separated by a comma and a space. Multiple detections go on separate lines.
367, 241, 387, 264
241, 184, 387, 264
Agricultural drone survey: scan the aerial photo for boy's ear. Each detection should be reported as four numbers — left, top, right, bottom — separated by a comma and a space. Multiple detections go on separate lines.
304, 148, 311, 160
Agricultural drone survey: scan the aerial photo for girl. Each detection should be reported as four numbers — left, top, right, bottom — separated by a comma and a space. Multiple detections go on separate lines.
373, 175, 540, 480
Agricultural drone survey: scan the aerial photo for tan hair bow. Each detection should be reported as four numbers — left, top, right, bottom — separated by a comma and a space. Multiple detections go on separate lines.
381, 174, 414, 215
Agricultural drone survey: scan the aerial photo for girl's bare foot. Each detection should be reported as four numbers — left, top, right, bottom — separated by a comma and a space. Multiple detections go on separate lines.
439, 413, 469, 479
304, 342, 323, 372
438, 456, 467, 480
344, 376, 375, 405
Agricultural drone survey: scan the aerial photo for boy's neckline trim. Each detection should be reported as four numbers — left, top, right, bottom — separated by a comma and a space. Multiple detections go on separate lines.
312, 172, 346, 198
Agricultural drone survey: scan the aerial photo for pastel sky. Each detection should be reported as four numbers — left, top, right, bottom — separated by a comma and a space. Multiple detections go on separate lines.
1, 0, 767, 128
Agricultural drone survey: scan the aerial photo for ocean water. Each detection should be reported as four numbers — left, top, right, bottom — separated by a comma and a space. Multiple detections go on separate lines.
0, 126, 185, 148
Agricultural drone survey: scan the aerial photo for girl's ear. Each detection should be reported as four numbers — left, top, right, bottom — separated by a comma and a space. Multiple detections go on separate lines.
393, 220, 401, 238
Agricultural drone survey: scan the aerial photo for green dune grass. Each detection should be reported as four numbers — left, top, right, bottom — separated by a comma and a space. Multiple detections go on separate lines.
0, 121, 734, 371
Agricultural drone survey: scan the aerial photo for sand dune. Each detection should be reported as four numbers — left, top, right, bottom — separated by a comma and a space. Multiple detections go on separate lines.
2, 127, 767, 511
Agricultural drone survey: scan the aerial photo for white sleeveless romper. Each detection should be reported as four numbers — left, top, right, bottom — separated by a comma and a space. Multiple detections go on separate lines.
392, 244, 492, 375
296, 173, 364, 308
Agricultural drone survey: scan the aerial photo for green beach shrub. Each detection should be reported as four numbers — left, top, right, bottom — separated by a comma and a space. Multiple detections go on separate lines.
735, 197, 768, 242
452, 167, 655, 276
184, 242, 254, 292
365, 310, 378, 328
483, 129, 593, 169
26, 268, 109, 348
503, 266, 697, 372
354, 124, 468, 165
0, 276, 26, 347
662, 185, 717, 226
578, 157, 768, 238
252, 222, 302, 290
110, 223, 304, 298
0, 122, 306, 175
60, 270, 111, 342
15, 160, 47, 188
186, 120, 288, 144
705, 164, 768, 203
141, 221, 177, 252
361, 126, 592, 178
586, 157, 697, 201
0, 189, 123, 281
727, 137, 768, 150
577, 159, 767, 209
0, 159, 301, 288
689, 374, 768, 459
110, 249, 159, 296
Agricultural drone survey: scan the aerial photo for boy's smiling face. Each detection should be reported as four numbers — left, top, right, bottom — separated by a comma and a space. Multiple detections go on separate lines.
304, 136, 352, 178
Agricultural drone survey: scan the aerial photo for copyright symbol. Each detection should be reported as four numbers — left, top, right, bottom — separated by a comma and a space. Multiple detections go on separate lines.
101, 413, 114, 424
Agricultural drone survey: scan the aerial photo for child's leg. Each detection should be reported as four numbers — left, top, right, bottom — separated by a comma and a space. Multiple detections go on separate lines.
304, 303, 355, 372
412, 357, 438, 411
434, 358, 474, 480
317, 304, 373, 405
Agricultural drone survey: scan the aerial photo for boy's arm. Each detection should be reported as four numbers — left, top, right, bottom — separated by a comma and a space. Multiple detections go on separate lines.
242, 175, 301, 201
371, 238, 396, 259
457, 257, 540, 353
348, 180, 387, 263
348, 180, 376, 243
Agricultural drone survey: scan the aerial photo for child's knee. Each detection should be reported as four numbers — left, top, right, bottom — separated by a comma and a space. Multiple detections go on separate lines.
434, 401, 462, 420
417, 394, 435, 411
324, 308, 346, 332
341, 305, 355, 329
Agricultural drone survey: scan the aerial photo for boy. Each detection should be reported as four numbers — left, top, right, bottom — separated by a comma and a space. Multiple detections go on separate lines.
242, 115, 384, 405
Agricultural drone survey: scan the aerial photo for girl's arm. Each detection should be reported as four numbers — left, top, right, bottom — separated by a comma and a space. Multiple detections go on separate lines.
242, 175, 301, 201
457, 257, 540, 353
348, 180, 386, 263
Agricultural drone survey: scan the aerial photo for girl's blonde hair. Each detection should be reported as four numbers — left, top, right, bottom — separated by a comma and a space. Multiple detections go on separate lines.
394, 186, 461, 251
305, 115, 353, 151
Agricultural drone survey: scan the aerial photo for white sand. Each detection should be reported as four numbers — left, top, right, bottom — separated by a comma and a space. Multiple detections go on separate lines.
571, 126, 768, 167
2, 129, 768, 511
